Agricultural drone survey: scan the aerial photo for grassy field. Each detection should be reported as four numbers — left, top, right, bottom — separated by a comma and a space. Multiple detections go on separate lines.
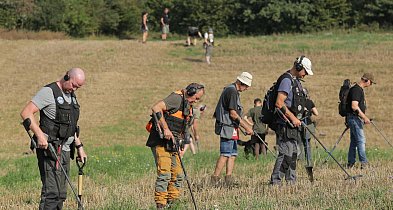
1, 31, 393, 209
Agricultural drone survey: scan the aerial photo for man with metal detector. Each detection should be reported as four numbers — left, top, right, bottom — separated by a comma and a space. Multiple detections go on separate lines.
346, 73, 375, 169
146, 83, 204, 209
211, 72, 254, 186
20, 68, 87, 210
268, 56, 313, 185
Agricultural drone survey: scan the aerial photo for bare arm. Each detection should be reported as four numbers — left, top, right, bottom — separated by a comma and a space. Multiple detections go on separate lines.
192, 119, 199, 141
143, 15, 147, 27
152, 100, 174, 140
243, 115, 253, 126
20, 102, 48, 149
160, 17, 165, 26
275, 92, 301, 127
311, 107, 319, 116
229, 109, 253, 134
351, 101, 370, 124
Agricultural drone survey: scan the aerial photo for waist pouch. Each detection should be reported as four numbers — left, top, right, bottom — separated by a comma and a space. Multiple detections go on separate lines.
286, 127, 300, 140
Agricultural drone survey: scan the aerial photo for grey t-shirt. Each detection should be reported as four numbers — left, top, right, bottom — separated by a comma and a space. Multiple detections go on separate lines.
278, 78, 293, 107
32, 86, 75, 151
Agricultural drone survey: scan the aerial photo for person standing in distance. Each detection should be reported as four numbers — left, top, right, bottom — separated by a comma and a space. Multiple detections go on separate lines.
346, 73, 375, 169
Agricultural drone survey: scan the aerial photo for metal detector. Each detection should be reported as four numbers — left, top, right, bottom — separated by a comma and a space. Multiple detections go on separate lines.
370, 120, 393, 148
174, 142, 198, 210
322, 125, 349, 164
302, 122, 362, 181
22, 118, 84, 210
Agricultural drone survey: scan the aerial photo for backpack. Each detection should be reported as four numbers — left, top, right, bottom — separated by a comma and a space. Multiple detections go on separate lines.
261, 73, 292, 131
338, 79, 352, 117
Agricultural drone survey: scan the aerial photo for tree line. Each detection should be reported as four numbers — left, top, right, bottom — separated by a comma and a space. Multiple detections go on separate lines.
0, 0, 392, 37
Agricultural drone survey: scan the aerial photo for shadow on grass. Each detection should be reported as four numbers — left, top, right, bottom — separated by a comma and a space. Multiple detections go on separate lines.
183, 58, 203, 63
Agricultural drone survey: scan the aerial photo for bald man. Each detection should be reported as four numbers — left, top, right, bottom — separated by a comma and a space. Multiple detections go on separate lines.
20, 68, 87, 210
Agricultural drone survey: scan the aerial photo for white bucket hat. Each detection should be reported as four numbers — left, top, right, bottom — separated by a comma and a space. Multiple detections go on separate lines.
237, 72, 253, 87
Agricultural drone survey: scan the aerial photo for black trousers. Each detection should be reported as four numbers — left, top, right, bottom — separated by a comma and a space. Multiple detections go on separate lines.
36, 147, 70, 210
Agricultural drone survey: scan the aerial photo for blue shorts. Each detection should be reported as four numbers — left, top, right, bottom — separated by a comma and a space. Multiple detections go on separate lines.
220, 138, 238, 157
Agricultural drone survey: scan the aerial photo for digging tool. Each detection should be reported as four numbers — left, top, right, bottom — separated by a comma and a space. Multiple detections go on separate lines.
302, 129, 314, 182
76, 157, 86, 210
275, 109, 362, 181
22, 118, 85, 209
370, 120, 393, 148
322, 125, 349, 164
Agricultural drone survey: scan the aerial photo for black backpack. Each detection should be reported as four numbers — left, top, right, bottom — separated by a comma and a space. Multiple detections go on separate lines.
261, 73, 292, 130
338, 79, 352, 117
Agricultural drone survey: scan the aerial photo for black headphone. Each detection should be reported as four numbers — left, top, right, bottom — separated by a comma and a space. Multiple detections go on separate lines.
295, 55, 305, 71
64, 72, 70, 81
186, 83, 204, 96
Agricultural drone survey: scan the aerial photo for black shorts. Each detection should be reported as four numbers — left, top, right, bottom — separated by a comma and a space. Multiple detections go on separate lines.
250, 133, 267, 145
188, 31, 199, 37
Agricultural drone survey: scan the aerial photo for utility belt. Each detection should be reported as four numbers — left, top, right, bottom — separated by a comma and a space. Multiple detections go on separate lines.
277, 124, 301, 141
32, 135, 75, 161
164, 132, 184, 152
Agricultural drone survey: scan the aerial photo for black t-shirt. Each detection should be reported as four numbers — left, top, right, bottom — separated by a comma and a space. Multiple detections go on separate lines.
305, 99, 315, 116
162, 13, 169, 24
347, 84, 366, 114
222, 84, 241, 115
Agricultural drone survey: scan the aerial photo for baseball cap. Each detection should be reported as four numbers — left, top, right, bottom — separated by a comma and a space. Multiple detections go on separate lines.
301, 57, 313, 75
362, 73, 376, 84
208, 28, 213, 33
237, 72, 253, 87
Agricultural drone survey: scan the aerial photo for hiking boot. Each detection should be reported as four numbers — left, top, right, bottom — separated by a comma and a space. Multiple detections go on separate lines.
224, 175, 239, 187
361, 162, 369, 169
347, 163, 355, 169
210, 175, 220, 186
156, 203, 166, 209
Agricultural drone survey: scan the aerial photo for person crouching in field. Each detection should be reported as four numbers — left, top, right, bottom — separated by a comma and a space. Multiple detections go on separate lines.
20, 68, 87, 210
146, 83, 205, 209
270, 56, 313, 185
346, 73, 374, 169
211, 72, 254, 187
243, 98, 269, 160
186, 26, 202, 46
141, 11, 149, 43
204, 28, 214, 64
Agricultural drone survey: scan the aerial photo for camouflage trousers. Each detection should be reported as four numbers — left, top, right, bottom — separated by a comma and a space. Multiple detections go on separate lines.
151, 146, 184, 205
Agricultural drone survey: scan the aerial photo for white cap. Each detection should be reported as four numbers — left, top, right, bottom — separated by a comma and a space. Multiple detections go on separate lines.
301, 57, 313, 75
237, 72, 253, 87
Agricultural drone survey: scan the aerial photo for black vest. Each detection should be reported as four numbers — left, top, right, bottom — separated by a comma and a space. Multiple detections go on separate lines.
39, 82, 80, 143
277, 72, 306, 119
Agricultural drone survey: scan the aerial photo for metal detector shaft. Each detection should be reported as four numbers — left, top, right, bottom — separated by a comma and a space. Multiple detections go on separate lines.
302, 122, 361, 180
253, 132, 277, 158
21, 118, 84, 210
370, 121, 393, 148
175, 143, 198, 210
322, 126, 349, 164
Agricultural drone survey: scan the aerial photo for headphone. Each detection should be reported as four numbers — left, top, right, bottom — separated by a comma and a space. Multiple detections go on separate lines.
64, 72, 70, 81
295, 55, 305, 71
186, 83, 204, 96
